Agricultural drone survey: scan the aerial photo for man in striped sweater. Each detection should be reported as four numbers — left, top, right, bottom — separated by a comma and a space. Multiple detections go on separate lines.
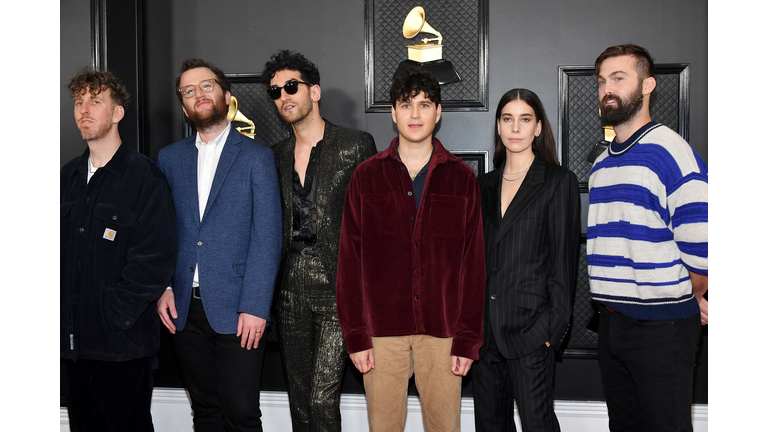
587, 44, 708, 432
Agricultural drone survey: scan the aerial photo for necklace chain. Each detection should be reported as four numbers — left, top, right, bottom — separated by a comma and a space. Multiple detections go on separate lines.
502, 170, 527, 181
401, 157, 428, 180
502, 158, 534, 181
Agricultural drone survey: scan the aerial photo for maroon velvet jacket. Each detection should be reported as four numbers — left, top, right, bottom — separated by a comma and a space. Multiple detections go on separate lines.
336, 137, 485, 359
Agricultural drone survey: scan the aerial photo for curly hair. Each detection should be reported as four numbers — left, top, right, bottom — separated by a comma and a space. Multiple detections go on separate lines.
174, 58, 231, 103
261, 50, 320, 86
389, 68, 441, 107
595, 44, 655, 80
492, 88, 559, 168
68, 68, 130, 108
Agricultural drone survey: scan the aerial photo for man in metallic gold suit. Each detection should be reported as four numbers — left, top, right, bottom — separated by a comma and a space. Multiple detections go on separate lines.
262, 50, 377, 432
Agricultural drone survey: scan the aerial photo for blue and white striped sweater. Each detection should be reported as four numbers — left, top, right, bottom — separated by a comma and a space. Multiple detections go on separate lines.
587, 121, 708, 320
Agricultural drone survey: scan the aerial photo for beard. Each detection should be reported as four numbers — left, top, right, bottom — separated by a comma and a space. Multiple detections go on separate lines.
78, 117, 113, 141
187, 96, 228, 130
278, 95, 313, 125
600, 82, 644, 127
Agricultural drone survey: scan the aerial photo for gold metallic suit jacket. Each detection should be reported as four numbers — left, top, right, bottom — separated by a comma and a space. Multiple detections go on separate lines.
272, 120, 377, 289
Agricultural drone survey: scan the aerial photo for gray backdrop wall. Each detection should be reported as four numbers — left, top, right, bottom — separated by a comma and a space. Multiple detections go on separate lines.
60, 0, 708, 403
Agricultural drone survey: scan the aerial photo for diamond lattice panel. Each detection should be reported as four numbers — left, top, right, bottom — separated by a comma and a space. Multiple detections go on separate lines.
650, 73, 680, 135
564, 243, 598, 352
229, 80, 292, 147
566, 75, 603, 183
369, 0, 486, 110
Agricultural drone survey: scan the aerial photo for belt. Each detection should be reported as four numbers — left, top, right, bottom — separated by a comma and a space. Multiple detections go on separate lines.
290, 242, 320, 257
192, 286, 201, 299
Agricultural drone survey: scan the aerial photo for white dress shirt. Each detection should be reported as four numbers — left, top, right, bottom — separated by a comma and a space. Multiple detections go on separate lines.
192, 122, 231, 287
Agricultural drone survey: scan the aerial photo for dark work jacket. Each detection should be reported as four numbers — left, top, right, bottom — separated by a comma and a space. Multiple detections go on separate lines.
478, 158, 580, 359
273, 120, 377, 291
336, 137, 486, 360
60, 143, 177, 362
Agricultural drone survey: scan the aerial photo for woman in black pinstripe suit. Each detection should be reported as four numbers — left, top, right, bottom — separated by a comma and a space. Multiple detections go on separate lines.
472, 89, 581, 432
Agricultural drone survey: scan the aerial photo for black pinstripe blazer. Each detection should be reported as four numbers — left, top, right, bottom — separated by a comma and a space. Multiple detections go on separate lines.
478, 157, 580, 359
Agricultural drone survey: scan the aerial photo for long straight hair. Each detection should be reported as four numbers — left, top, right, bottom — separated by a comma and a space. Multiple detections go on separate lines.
492, 88, 559, 169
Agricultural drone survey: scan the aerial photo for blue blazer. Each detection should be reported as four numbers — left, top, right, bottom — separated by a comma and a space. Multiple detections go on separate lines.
157, 129, 282, 334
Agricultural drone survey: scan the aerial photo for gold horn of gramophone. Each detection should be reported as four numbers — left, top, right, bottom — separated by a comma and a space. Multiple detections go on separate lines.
227, 96, 256, 139
403, 6, 443, 45
403, 6, 443, 62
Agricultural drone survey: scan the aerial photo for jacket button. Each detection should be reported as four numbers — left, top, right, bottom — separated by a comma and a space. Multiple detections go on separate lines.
125, 321, 131, 326
492, 267, 497, 272
112, 215, 118, 220
197, 241, 203, 246
189, 267, 194, 273
414, 242, 418, 247
79, 228, 84, 233
407, 191, 413, 196
411, 217, 416, 221
415, 269, 419, 274
401, 167, 406, 172
491, 294, 497, 300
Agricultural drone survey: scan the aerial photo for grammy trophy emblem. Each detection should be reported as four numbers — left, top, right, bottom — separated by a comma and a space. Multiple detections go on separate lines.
393, 6, 461, 85
227, 96, 257, 139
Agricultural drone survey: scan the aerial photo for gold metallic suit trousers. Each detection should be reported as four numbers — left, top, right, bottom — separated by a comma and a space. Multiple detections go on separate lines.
276, 251, 347, 432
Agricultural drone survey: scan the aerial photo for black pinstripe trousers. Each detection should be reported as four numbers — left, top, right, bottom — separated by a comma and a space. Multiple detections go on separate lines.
472, 327, 560, 432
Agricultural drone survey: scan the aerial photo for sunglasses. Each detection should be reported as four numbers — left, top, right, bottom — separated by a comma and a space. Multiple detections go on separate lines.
267, 80, 312, 100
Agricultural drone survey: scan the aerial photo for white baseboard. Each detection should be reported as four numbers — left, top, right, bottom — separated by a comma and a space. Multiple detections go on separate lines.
60, 388, 708, 432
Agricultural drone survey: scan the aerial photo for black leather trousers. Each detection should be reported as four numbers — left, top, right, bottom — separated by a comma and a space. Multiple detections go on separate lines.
276, 251, 347, 432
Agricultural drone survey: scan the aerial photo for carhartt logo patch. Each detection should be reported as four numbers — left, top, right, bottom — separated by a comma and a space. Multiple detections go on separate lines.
103, 228, 117, 241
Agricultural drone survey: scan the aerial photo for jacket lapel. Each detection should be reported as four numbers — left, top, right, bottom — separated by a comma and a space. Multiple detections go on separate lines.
492, 158, 548, 247
201, 131, 241, 223
277, 136, 296, 237
181, 138, 201, 228
481, 170, 502, 229
314, 122, 337, 226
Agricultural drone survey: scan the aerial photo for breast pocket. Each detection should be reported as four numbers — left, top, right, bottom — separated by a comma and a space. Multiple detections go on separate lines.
92, 204, 136, 257
361, 193, 398, 237
428, 194, 466, 239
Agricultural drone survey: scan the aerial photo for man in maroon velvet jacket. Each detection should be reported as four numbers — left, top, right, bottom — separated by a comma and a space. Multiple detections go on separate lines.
336, 68, 485, 431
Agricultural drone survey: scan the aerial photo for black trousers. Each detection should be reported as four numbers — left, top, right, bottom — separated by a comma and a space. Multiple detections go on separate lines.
472, 328, 560, 432
276, 251, 347, 432
172, 297, 267, 432
597, 305, 701, 432
62, 356, 157, 432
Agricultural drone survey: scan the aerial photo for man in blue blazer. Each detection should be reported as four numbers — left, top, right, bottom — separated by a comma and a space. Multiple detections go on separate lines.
156, 58, 282, 432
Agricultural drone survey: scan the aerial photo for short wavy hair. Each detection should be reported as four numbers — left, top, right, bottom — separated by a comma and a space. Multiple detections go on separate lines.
174, 58, 231, 103
261, 50, 320, 86
389, 68, 441, 107
595, 44, 655, 80
68, 68, 130, 108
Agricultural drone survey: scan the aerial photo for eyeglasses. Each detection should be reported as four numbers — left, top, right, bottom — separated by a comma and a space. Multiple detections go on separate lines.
178, 79, 219, 98
267, 80, 312, 100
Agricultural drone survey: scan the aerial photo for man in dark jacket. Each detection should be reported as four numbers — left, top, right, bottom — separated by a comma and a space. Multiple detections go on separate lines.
262, 50, 377, 432
60, 69, 177, 431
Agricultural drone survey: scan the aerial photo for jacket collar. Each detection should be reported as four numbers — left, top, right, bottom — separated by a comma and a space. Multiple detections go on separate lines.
483, 157, 549, 247
377, 136, 458, 165
181, 128, 244, 225
75, 141, 131, 180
